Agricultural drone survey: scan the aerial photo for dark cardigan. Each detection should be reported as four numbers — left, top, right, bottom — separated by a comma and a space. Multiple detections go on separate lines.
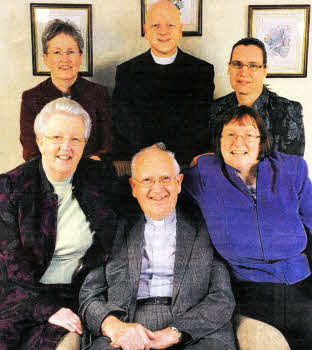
0, 156, 117, 349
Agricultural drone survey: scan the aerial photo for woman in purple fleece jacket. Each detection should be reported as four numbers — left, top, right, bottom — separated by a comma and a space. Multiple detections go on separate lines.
0, 98, 116, 350
183, 105, 312, 350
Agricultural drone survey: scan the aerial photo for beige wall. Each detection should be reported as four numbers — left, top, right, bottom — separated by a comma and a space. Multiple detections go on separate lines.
1, 0, 312, 173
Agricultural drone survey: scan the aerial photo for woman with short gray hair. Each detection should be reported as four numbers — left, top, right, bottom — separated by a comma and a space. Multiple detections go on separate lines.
20, 19, 111, 162
0, 98, 116, 350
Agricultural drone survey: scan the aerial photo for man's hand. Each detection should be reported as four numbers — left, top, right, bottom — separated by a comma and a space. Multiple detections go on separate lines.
101, 315, 155, 350
149, 327, 180, 349
48, 307, 82, 334
190, 153, 212, 167
89, 155, 101, 161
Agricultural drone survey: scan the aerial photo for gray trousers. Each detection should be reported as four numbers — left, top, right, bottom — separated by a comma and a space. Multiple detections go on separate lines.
89, 303, 235, 350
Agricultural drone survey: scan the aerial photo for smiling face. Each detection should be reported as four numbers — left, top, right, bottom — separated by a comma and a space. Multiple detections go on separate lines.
130, 149, 183, 220
37, 112, 85, 181
43, 33, 82, 86
228, 44, 267, 99
144, 0, 182, 58
221, 115, 260, 172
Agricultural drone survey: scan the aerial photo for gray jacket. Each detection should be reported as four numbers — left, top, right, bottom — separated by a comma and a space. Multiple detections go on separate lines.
79, 207, 235, 349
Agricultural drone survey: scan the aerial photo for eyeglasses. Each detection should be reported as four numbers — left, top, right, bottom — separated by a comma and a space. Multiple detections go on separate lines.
150, 23, 177, 31
221, 133, 261, 143
132, 175, 178, 188
230, 61, 265, 71
47, 50, 81, 58
44, 135, 85, 146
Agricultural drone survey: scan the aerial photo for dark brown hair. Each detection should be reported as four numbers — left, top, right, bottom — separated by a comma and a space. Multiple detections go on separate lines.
230, 37, 267, 67
214, 105, 272, 161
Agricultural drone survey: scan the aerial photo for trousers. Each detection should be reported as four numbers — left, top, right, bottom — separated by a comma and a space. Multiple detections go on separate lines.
89, 303, 234, 350
233, 275, 312, 350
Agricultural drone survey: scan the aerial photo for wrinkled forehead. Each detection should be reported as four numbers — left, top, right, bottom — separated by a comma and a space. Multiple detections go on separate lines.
46, 112, 85, 131
224, 114, 259, 131
47, 33, 78, 46
146, 1, 181, 24
134, 150, 177, 177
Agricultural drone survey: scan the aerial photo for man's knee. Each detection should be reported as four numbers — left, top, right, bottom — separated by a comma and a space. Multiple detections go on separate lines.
55, 332, 80, 350
235, 315, 290, 350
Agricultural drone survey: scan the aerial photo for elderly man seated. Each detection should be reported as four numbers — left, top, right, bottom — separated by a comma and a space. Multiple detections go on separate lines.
79, 143, 236, 350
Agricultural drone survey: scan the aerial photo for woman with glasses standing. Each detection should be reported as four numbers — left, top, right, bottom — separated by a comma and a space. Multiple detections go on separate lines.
20, 19, 111, 162
0, 98, 116, 349
183, 105, 312, 350
208, 37, 304, 157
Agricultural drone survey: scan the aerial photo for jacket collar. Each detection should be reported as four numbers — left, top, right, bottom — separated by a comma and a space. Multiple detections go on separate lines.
38, 155, 86, 194
145, 47, 183, 65
126, 203, 199, 307
38, 157, 54, 194
252, 85, 269, 110
230, 85, 269, 108
46, 75, 83, 98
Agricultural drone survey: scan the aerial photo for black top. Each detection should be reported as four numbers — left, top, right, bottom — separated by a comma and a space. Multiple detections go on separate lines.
112, 49, 215, 162
209, 86, 305, 156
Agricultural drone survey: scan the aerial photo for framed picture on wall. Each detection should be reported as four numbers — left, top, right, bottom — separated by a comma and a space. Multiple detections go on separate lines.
30, 3, 92, 76
141, 0, 202, 36
248, 5, 310, 78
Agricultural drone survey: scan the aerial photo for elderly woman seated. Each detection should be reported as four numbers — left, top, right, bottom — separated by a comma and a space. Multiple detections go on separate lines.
0, 98, 116, 349
183, 105, 312, 350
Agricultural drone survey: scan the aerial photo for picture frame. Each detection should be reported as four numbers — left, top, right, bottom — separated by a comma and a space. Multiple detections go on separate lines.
141, 0, 202, 36
248, 5, 310, 78
30, 3, 92, 76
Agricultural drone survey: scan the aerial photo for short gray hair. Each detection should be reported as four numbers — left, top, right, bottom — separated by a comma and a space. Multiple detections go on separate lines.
42, 19, 84, 54
34, 97, 92, 140
131, 142, 180, 176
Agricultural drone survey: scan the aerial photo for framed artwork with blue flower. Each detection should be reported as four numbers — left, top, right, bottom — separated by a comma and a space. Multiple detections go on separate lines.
248, 5, 310, 77
141, 0, 202, 36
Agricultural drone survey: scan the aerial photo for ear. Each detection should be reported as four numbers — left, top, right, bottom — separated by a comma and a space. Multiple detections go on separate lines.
143, 24, 147, 38
179, 23, 183, 38
129, 178, 137, 198
176, 173, 184, 193
36, 136, 44, 153
227, 62, 231, 76
263, 65, 268, 79
43, 53, 49, 67
77, 52, 83, 66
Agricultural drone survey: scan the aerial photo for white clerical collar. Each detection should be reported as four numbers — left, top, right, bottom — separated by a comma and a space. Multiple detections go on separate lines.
145, 209, 177, 226
151, 50, 178, 65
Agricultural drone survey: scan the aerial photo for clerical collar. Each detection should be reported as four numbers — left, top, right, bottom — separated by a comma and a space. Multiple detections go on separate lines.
145, 209, 177, 226
151, 50, 178, 65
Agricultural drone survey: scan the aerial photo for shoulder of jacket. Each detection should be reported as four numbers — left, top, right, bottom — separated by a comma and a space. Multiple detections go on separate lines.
269, 151, 304, 171
265, 88, 302, 109
117, 51, 150, 69
0, 158, 41, 191
178, 49, 214, 68
196, 154, 220, 175
22, 78, 51, 98
77, 77, 107, 93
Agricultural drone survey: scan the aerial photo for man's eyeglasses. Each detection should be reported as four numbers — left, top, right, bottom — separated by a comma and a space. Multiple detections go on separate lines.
221, 133, 261, 143
132, 175, 178, 188
230, 61, 265, 71
44, 135, 85, 146
47, 50, 81, 58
